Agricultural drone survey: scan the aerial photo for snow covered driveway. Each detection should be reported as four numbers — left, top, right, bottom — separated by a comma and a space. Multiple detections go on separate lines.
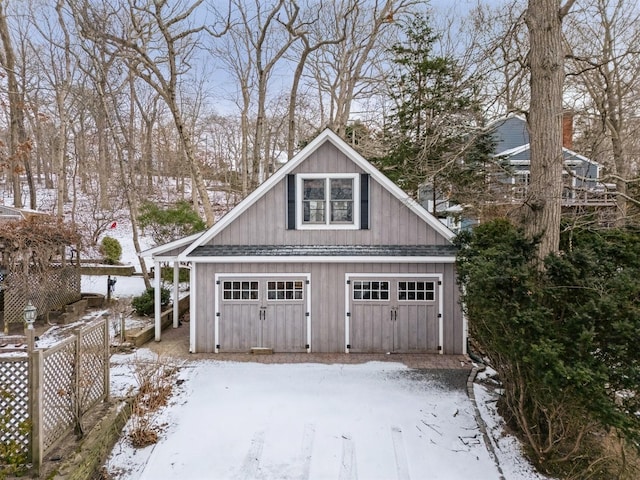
107, 361, 501, 480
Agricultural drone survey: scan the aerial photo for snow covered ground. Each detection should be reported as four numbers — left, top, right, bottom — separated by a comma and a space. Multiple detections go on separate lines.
106, 361, 495, 480
81, 274, 148, 298
104, 358, 550, 480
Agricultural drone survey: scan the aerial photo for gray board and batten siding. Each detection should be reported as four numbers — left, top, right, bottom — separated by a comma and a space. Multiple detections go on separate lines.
184, 136, 463, 355
191, 261, 462, 354
208, 141, 450, 247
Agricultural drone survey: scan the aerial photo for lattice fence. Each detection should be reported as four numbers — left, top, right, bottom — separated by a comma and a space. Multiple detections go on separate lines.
0, 356, 30, 461
2, 266, 81, 331
78, 322, 108, 410
38, 319, 109, 455
40, 337, 76, 453
0, 318, 109, 471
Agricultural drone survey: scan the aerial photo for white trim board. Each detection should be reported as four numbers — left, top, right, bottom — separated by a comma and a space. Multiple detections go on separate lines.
186, 255, 457, 264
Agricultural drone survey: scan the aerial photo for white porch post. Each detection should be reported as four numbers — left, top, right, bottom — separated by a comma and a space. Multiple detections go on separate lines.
189, 264, 196, 353
154, 260, 162, 341
173, 261, 180, 328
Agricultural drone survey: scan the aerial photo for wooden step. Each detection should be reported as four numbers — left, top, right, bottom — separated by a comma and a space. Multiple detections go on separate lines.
250, 347, 273, 355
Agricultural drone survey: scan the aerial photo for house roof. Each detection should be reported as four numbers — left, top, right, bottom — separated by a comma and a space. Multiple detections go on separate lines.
0, 205, 49, 221
138, 231, 204, 258
189, 244, 457, 257
489, 115, 601, 168
162, 129, 455, 261
185, 244, 457, 264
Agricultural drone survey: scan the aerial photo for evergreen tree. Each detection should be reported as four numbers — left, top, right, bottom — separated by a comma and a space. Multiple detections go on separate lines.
138, 201, 206, 246
375, 14, 493, 215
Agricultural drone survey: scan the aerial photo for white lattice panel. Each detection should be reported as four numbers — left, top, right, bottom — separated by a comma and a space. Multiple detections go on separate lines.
79, 322, 106, 410
0, 356, 30, 463
41, 338, 75, 452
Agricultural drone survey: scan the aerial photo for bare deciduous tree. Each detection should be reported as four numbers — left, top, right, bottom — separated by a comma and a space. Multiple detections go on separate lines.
284, 1, 345, 159
470, 0, 530, 116
566, 0, 640, 226
0, 2, 33, 209
71, 0, 227, 226
306, 0, 416, 137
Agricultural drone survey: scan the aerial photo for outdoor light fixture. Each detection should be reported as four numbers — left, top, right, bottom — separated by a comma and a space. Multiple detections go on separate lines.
23, 300, 37, 329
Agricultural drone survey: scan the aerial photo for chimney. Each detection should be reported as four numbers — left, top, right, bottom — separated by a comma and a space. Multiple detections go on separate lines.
562, 111, 573, 150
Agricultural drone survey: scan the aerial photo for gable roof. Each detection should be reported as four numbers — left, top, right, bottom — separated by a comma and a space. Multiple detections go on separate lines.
489, 115, 601, 168
488, 115, 529, 155
139, 231, 204, 259
169, 129, 453, 260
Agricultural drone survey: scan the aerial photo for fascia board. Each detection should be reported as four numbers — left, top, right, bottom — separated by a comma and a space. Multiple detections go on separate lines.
139, 231, 204, 258
562, 147, 601, 167
494, 144, 530, 158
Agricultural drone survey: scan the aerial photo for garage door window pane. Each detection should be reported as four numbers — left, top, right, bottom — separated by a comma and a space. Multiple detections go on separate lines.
268, 280, 303, 301
398, 281, 435, 302
223, 281, 259, 301
353, 280, 389, 301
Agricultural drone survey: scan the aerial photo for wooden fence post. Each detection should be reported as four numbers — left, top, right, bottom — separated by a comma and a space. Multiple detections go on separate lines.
74, 328, 82, 431
104, 319, 110, 401
29, 348, 43, 474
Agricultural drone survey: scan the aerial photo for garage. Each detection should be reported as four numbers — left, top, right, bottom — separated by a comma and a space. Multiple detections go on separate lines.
146, 130, 464, 355
346, 274, 442, 353
215, 274, 311, 353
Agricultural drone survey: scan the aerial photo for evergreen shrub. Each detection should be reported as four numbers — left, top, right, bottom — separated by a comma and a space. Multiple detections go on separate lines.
456, 220, 640, 478
131, 287, 170, 316
100, 236, 122, 265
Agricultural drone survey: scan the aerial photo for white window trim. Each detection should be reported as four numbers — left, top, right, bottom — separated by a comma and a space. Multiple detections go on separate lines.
296, 173, 360, 230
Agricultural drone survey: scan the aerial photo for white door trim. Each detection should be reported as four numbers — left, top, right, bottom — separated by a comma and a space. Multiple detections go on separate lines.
214, 273, 311, 353
345, 273, 444, 354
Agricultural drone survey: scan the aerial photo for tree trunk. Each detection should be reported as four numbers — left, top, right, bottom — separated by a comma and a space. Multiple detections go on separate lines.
524, 0, 574, 260
0, 3, 29, 208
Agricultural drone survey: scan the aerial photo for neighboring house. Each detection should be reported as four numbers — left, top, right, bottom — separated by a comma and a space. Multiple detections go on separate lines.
143, 129, 465, 355
419, 114, 614, 232
489, 114, 612, 204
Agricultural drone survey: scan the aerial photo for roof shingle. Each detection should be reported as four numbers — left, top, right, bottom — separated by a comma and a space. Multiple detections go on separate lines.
188, 244, 457, 257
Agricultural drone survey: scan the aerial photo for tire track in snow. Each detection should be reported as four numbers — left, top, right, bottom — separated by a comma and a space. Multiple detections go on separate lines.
339, 434, 357, 480
301, 423, 315, 480
237, 430, 264, 480
391, 426, 411, 480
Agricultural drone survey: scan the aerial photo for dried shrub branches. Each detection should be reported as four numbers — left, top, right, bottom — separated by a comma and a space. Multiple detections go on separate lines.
128, 356, 179, 448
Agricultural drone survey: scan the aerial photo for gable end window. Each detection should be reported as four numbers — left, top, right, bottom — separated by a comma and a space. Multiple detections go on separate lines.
296, 174, 361, 229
